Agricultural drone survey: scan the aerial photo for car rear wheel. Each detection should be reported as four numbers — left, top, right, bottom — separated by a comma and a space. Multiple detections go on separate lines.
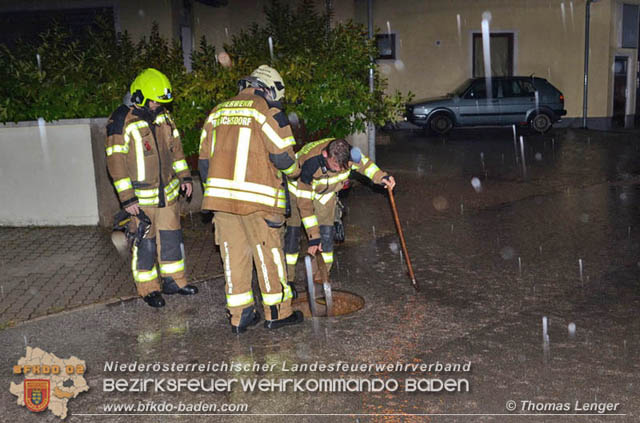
530, 113, 552, 133
429, 113, 453, 135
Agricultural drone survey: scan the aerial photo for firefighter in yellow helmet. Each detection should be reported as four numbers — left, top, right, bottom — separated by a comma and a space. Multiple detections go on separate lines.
284, 138, 396, 289
105, 68, 198, 308
199, 64, 303, 334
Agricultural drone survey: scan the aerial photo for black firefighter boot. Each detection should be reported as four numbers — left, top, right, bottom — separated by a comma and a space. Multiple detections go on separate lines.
162, 277, 199, 295
143, 291, 166, 308
264, 305, 304, 330
231, 307, 261, 334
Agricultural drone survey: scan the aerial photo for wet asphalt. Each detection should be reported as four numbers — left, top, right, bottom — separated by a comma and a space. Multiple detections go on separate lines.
1, 127, 640, 422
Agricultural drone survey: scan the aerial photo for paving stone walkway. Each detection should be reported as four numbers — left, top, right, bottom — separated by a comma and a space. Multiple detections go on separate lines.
0, 214, 222, 326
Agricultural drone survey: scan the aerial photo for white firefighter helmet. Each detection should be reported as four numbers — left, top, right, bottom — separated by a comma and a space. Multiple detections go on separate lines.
250, 65, 285, 101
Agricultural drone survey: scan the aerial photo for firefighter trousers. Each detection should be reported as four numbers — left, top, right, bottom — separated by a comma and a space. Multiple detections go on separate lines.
131, 201, 188, 296
213, 211, 293, 326
284, 193, 337, 282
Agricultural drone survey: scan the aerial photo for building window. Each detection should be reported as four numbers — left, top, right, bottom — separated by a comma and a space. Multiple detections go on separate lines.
472, 33, 513, 77
621, 3, 639, 48
376, 33, 396, 60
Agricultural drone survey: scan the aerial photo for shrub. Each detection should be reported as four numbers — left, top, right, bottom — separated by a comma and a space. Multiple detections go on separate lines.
0, 1, 411, 155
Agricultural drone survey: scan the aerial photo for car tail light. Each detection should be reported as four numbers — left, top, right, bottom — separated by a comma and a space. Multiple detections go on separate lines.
559, 95, 564, 101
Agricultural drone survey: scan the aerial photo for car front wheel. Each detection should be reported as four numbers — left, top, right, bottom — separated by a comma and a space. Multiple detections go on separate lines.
429, 113, 453, 135
530, 113, 552, 133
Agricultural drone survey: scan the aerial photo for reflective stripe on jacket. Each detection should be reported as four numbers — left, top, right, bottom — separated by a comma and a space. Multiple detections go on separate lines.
294, 138, 387, 242
106, 106, 191, 208
199, 88, 299, 215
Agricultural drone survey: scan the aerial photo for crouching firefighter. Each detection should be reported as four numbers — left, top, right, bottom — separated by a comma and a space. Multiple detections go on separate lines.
199, 65, 303, 334
284, 138, 396, 289
106, 68, 198, 308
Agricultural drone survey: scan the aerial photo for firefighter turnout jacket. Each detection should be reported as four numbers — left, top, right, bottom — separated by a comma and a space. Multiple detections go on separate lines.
198, 88, 300, 214
291, 138, 388, 243
106, 105, 192, 208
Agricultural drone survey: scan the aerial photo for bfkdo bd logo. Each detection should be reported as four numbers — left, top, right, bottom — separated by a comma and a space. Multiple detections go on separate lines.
24, 379, 50, 412
10, 347, 89, 419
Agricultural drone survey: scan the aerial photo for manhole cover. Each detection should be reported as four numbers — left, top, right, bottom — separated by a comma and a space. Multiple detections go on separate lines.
292, 290, 364, 317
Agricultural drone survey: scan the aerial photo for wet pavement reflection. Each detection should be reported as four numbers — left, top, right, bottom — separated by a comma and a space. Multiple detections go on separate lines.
1, 128, 640, 422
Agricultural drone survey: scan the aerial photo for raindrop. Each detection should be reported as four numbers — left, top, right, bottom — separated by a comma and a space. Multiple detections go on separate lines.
0, 285, 3, 297
432, 196, 448, 211
512, 125, 519, 164
519, 136, 527, 177
394, 60, 405, 71
225, 27, 229, 38
268, 36, 274, 61
389, 242, 399, 253
288, 112, 299, 128
460, 202, 464, 215
628, 226, 631, 239
542, 316, 550, 362
36, 54, 41, 72
372, 225, 376, 238
542, 316, 549, 341
620, 192, 628, 201
518, 257, 522, 276
456, 14, 462, 46
450, 224, 454, 233
500, 246, 514, 260
570, 1, 575, 29
481, 12, 493, 98
138, 9, 145, 17
539, 245, 542, 253
23, 335, 28, 347
480, 152, 485, 172
560, 2, 567, 32
568, 322, 576, 338
386, 21, 392, 37
579, 213, 589, 223
535, 152, 542, 161
471, 177, 482, 193
38, 117, 50, 164
578, 258, 584, 282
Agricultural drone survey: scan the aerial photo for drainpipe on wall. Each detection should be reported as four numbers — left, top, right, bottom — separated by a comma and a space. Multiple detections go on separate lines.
583, 0, 598, 128
367, 0, 376, 161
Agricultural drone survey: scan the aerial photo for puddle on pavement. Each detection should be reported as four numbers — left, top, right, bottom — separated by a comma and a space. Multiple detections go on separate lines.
292, 290, 364, 317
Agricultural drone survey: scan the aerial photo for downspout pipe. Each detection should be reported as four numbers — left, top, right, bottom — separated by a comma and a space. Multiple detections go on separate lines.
582, 0, 594, 128
368, 0, 376, 161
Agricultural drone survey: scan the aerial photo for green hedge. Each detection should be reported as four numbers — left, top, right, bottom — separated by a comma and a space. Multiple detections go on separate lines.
0, 1, 411, 156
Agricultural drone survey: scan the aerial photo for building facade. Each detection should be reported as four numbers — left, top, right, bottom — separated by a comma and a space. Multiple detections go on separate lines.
1, 0, 638, 128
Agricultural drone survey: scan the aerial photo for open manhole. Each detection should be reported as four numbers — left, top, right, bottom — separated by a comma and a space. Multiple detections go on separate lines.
292, 290, 364, 317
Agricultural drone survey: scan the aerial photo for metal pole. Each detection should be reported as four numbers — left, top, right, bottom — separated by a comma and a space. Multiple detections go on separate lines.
582, 0, 591, 128
367, 0, 376, 161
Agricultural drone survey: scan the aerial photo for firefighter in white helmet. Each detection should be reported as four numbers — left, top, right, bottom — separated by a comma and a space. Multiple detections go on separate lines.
199, 65, 303, 333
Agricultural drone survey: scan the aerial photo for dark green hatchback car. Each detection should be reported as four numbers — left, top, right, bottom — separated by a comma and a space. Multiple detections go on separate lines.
405, 77, 566, 134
